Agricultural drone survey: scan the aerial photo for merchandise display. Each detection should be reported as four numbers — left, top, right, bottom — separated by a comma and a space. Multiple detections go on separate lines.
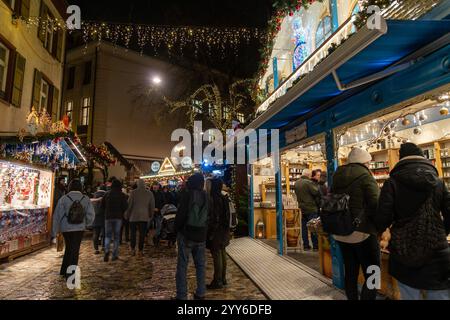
0, 160, 53, 258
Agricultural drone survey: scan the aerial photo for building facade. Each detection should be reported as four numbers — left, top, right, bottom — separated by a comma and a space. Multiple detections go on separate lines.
0, 0, 66, 133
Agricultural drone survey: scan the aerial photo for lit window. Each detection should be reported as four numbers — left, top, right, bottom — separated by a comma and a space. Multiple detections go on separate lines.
44, 13, 54, 51
39, 79, 49, 112
237, 113, 245, 123
66, 101, 73, 120
192, 100, 203, 114
315, 16, 332, 48
4, 0, 15, 9
222, 106, 230, 120
81, 97, 91, 126
209, 104, 216, 117
0, 42, 10, 97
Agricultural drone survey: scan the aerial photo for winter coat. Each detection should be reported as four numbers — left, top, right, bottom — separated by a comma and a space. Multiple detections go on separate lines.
101, 188, 128, 220
207, 193, 231, 251
376, 156, 450, 290
294, 176, 321, 215
152, 190, 165, 211
175, 189, 209, 243
51, 191, 95, 237
126, 180, 155, 223
91, 190, 106, 227
331, 163, 380, 235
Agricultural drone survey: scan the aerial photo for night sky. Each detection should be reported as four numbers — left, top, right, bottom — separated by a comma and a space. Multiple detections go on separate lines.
70, 0, 275, 78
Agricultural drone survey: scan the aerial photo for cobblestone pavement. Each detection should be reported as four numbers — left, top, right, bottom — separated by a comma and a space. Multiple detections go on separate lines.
0, 238, 266, 300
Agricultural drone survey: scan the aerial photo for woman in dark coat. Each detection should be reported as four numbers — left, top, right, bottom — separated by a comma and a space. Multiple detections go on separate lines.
206, 178, 231, 290
91, 186, 107, 254
376, 143, 450, 300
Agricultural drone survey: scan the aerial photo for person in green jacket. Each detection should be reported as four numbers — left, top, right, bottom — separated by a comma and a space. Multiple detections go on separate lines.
294, 169, 320, 250
331, 147, 380, 300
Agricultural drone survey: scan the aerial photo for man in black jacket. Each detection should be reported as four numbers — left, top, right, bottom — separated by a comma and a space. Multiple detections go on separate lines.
175, 173, 209, 300
101, 179, 128, 262
376, 143, 450, 300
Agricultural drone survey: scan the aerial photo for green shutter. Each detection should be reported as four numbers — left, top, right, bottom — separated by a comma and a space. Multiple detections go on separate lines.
56, 30, 63, 61
21, 0, 31, 19
32, 69, 42, 109
37, 2, 47, 43
52, 87, 59, 120
11, 53, 26, 108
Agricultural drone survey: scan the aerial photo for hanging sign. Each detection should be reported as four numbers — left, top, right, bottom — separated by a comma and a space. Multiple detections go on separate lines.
181, 157, 193, 169
151, 161, 161, 173
285, 122, 307, 145
158, 158, 176, 175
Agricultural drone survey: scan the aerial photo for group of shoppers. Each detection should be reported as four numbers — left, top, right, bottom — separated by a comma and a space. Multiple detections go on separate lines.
175, 173, 233, 300
308, 143, 450, 300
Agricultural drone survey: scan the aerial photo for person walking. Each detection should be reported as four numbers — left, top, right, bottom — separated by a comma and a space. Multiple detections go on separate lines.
175, 173, 209, 300
52, 179, 95, 278
101, 179, 128, 262
376, 143, 450, 300
206, 178, 231, 290
126, 179, 155, 257
294, 168, 320, 250
331, 148, 380, 300
53, 176, 66, 211
91, 186, 107, 254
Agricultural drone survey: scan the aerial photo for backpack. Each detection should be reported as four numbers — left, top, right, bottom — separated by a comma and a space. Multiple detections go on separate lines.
319, 175, 366, 236
184, 191, 208, 242
389, 184, 448, 268
66, 195, 87, 225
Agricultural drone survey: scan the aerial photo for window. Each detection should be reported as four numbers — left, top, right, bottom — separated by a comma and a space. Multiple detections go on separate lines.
65, 100, 73, 120
2, 0, 15, 10
67, 67, 75, 90
192, 100, 203, 114
237, 113, 245, 123
83, 61, 92, 85
222, 106, 230, 120
39, 79, 49, 112
0, 42, 10, 99
80, 97, 91, 126
44, 13, 54, 52
209, 104, 216, 117
315, 16, 332, 48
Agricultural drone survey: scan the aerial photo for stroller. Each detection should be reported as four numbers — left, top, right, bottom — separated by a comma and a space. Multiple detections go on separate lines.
153, 204, 177, 247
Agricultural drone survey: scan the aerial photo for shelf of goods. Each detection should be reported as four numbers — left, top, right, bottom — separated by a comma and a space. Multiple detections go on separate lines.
0, 160, 53, 261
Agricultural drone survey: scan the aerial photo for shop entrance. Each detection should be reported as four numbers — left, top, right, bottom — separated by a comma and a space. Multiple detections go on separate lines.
252, 138, 328, 274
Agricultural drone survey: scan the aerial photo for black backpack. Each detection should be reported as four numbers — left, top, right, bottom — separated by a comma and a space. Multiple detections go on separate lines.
390, 183, 448, 268
66, 195, 87, 225
319, 175, 366, 236
184, 191, 208, 242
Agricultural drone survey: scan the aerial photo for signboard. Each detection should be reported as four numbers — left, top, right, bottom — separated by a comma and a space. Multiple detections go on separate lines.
158, 158, 176, 175
181, 157, 193, 169
151, 161, 161, 173
285, 122, 307, 145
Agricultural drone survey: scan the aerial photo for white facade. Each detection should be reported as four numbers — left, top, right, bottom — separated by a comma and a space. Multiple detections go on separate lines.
0, 0, 66, 134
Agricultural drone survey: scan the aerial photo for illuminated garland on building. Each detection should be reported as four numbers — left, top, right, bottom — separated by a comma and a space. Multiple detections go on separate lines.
353, 0, 394, 30
83, 143, 117, 168
255, 0, 322, 87
13, 15, 265, 56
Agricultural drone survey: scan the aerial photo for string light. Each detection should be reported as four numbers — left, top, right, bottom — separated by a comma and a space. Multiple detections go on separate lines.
13, 16, 265, 58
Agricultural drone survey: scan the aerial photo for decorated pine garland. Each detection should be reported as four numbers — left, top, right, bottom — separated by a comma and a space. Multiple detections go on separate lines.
353, 0, 395, 30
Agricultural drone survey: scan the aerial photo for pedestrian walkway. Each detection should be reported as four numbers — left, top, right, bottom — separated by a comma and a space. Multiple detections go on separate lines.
0, 239, 265, 300
227, 237, 346, 300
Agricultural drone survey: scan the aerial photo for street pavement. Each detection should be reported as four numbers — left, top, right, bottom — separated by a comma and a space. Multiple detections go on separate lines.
0, 237, 266, 300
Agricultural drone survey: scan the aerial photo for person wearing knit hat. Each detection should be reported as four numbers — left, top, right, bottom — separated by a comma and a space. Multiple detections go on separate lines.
330, 147, 380, 300
399, 142, 424, 159
348, 147, 372, 165
376, 142, 450, 300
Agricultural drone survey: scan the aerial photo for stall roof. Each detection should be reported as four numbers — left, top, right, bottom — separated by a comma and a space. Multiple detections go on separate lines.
250, 20, 450, 131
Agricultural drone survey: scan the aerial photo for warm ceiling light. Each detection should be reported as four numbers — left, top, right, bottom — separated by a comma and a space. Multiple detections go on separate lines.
152, 76, 162, 85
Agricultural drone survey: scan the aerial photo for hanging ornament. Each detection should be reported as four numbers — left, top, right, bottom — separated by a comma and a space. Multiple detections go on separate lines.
384, 127, 390, 134
402, 118, 411, 126
402, 139, 408, 144
418, 114, 427, 122
397, 138, 402, 143
414, 128, 422, 135
390, 122, 396, 129
440, 104, 449, 116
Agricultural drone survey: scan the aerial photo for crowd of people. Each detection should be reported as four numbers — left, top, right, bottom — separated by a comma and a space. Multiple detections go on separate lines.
51, 173, 234, 300
296, 143, 450, 300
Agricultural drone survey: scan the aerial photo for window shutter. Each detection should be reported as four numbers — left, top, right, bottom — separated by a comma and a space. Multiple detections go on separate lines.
11, 53, 26, 108
37, 2, 47, 43
32, 69, 42, 109
56, 30, 63, 62
52, 87, 59, 120
21, 0, 31, 19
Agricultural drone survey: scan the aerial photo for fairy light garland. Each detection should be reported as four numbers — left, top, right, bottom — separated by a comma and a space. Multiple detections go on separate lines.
13, 15, 266, 57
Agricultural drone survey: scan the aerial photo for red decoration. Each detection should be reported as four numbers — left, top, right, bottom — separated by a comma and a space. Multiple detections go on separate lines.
62, 115, 70, 128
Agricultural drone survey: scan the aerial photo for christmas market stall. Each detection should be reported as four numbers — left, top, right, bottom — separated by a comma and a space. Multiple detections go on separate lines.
242, 0, 450, 298
140, 157, 195, 187
0, 112, 86, 260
